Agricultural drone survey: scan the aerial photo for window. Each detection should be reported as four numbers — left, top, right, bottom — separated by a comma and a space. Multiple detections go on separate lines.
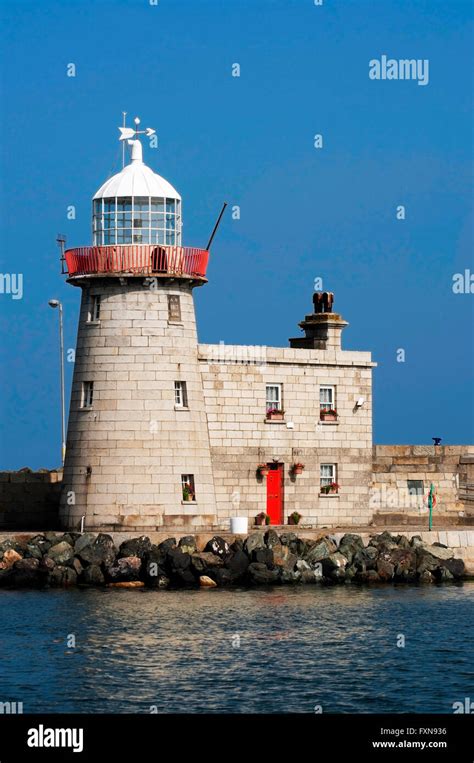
320, 386, 335, 412
181, 474, 196, 501
168, 294, 181, 322
320, 464, 336, 488
407, 480, 424, 496
82, 381, 94, 408
266, 384, 282, 413
92, 195, 182, 246
87, 295, 101, 322
174, 381, 188, 408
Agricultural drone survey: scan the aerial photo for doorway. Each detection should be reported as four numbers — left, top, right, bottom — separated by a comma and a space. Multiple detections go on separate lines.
266, 463, 284, 525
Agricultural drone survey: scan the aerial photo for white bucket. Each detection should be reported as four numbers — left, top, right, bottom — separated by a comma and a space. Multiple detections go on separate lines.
230, 516, 248, 534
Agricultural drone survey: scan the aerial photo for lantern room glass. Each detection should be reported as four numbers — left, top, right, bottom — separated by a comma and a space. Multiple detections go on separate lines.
92, 197, 182, 246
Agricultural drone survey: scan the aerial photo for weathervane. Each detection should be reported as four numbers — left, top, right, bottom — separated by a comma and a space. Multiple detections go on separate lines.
118, 115, 156, 167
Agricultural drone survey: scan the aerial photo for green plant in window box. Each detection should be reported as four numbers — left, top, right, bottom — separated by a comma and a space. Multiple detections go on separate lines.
182, 484, 194, 501
320, 408, 338, 421
321, 482, 339, 495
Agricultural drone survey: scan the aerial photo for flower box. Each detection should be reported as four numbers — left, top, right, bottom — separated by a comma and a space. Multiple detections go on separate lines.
320, 409, 338, 422
255, 512, 270, 526
288, 512, 302, 525
320, 482, 339, 495
266, 408, 285, 421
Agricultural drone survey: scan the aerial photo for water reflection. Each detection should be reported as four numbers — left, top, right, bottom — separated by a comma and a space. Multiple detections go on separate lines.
0, 584, 472, 713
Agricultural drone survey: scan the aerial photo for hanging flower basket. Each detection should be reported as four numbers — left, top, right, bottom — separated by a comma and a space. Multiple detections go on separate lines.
291, 462, 305, 476
320, 408, 338, 422
257, 463, 269, 477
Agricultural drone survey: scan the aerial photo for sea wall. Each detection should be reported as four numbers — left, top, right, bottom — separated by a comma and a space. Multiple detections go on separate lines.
0, 469, 62, 530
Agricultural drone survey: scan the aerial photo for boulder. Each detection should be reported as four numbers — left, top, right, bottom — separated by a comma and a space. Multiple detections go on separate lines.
108, 581, 145, 588
77, 534, 117, 567
394, 535, 411, 549
300, 569, 323, 584
80, 564, 105, 586
280, 532, 297, 546
288, 538, 308, 557
48, 541, 74, 566
434, 567, 454, 581
230, 538, 244, 553
190, 552, 223, 575
272, 544, 297, 572
208, 568, 233, 586
49, 565, 77, 587
167, 548, 192, 571
106, 556, 141, 583
355, 569, 380, 583
338, 534, 364, 564
225, 550, 249, 581
281, 569, 301, 583
158, 538, 177, 553
424, 544, 454, 561
205, 536, 231, 560
321, 552, 348, 580
296, 560, 311, 572
376, 559, 395, 581
118, 536, 152, 560
199, 575, 217, 588
178, 536, 197, 555
264, 529, 280, 548
410, 535, 424, 548
28, 535, 51, 554
304, 537, 337, 566
419, 570, 434, 583
25, 544, 43, 560
247, 563, 280, 585
442, 557, 465, 579
243, 533, 266, 556
11, 558, 42, 587
251, 547, 274, 567
2, 549, 23, 568
353, 545, 378, 572
0, 539, 23, 559
74, 533, 97, 554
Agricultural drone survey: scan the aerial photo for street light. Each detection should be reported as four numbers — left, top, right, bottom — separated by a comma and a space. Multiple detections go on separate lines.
48, 299, 66, 465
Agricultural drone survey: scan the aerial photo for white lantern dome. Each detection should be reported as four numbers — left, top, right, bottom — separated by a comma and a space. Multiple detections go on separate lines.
92, 128, 182, 247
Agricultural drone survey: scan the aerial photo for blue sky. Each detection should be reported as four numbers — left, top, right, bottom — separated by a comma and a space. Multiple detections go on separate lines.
0, 0, 472, 469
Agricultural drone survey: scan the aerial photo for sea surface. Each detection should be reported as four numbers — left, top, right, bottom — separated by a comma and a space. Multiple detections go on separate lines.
0, 583, 473, 714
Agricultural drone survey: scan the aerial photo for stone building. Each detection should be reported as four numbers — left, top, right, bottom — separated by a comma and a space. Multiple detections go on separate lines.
59, 122, 469, 533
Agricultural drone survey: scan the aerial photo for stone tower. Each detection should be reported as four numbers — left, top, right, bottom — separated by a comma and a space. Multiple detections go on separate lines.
59, 120, 216, 531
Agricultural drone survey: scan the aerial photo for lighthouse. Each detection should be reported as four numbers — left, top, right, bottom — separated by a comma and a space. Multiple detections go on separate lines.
60, 119, 217, 531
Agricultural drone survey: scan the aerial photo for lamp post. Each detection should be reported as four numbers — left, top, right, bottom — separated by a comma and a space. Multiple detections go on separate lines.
48, 299, 66, 464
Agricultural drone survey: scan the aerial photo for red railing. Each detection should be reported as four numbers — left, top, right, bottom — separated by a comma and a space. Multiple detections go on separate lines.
65, 245, 209, 279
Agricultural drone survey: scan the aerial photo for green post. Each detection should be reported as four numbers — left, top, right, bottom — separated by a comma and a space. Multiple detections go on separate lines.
428, 483, 435, 531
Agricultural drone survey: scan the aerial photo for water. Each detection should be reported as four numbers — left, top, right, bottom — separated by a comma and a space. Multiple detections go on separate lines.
0, 583, 473, 714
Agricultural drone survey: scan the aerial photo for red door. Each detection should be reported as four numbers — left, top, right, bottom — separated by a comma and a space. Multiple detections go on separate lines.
266, 464, 283, 525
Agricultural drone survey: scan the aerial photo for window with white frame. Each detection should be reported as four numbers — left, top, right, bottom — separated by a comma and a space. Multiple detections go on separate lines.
266, 383, 282, 414
87, 295, 101, 322
407, 480, 424, 496
320, 385, 335, 412
320, 463, 336, 489
174, 381, 188, 408
181, 474, 196, 501
82, 381, 94, 408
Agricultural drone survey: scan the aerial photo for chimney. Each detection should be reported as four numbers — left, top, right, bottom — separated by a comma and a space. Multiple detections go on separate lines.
289, 291, 348, 351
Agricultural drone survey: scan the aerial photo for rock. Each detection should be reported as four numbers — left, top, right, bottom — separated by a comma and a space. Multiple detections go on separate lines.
77, 533, 116, 567
243, 533, 266, 556
28, 534, 51, 554
74, 533, 97, 554
39, 557, 55, 573
208, 568, 233, 586
321, 552, 348, 580
272, 544, 297, 572
50, 565, 77, 587
80, 564, 105, 585
288, 538, 308, 557
0, 539, 23, 558
178, 536, 197, 555
410, 535, 424, 548
394, 535, 411, 549
434, 567, 454, 581
230, 538, 244, 553
142, 545, 168, 586
353, 545, 378, 572
296, 559, 311, 572
25, 544, 43, 560
167, 548, 191, 571
225, 550, 249, 581
190, 552, 223, 574
44, 532, 65, 546
251, 547, 274, 567
106, 556, 142, 583
442, 558, 465, 579
118, 536, 152, 560
108, 581, 145, 588
199, 575, 217, 587
61, 533, 81, 547
304, 537, 337, 565
355, 569, 380, 583
281, 570, 301, 583
264, 529, 280, 548
2, 549, 23, 568
419, 570, 433, 583
48, 541, 74, 565
72, 558, 84, 577
424, 544, 454, 561
11, 558, 42, 587
158, 538, 177, 553
300, 569, 323, 583
338, 534, 364, 563
376, 559, 395, 581
204, 536, 231, 560
280, 532, 297, 546
247, 563, 280, 585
